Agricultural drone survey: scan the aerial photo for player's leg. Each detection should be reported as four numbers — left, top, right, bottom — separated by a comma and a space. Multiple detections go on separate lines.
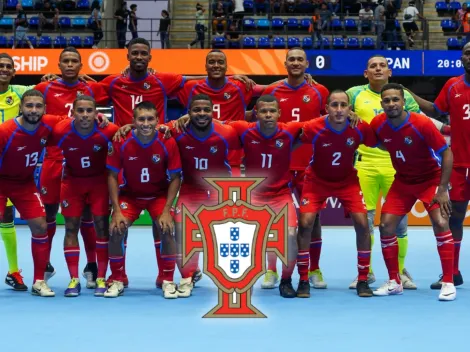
1, 201, 27, 291
44, 203, 59, 281
152, 221, 163, 288
63, 216, 82, 297
80, 205, 98, 289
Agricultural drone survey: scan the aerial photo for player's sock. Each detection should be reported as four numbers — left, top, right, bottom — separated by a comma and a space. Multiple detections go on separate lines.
435, 231, 454, 283
154, 240, 163, 273
0, 222, 19, 273
454, 240, 461, 275
80, 220, 97, 263
46, 220, 56, 260
31, 234, 49, 282
281, 260, 296, 279
309, 239, 322, 271
267, 252, 277, 272
369, 234, 374, 273
357, 250, 371, 281
96, 239, 109, 278
64, 245, 80, 278
109, 256, 124, 281
380, 236, 400, 283
297, 250, 309, 281
161, 254, 176, 281
397, 232, 408, 274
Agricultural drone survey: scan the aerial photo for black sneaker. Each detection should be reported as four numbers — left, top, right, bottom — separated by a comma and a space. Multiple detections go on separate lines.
44, 262, 56, 282
356, 280, 373, 297
83, 262, 98, 289
192, 268, 203, 287
430, 272, 464, 290
279, 278, 296, 298
296, 280, 310, 298
5, 271, 28, 291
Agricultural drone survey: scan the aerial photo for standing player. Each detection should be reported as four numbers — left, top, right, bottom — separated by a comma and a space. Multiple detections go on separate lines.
49, 96, 118, 297
107, 101, 182, 298
370, 83, 455, 301
297, 90, 377, 298
258, 47, 330, 290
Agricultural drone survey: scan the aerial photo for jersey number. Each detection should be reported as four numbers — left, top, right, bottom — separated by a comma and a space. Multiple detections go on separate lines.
332, 152, 341, 166
463, 104, 470, 120
194, 157, 208, 170
131, 95, 143, 110
25, 152, 39, 167
261, 153, 272, 168
213, 104, 221, 119
65, 103, 74, 118
396, 150, 406, 162
81, 156, 90, 168
141, 168, 150, 183
292, 108, 300, 122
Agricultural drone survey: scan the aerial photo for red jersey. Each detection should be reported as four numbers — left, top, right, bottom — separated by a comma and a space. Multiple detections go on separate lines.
370, 112, 448, 184
263, 80, 329, 170
0, 115, 66, 182
175, 78, 253, 122
301, 116, 378, 183
171, 122, 241, 190
107, 130, 182, 198
49, 120, 118, 178
96, 73, 185, 126
433, 75, 470, 168
230, 120, 303, 196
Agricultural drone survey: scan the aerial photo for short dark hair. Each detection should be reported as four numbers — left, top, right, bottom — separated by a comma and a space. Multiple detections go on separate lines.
73, 95, 96, 108
190, 93, 212, 108
256, 95, 279, 108
367, 54, 389, 68
130, 4, 137, 10
286, 47, 306, 59
133, 101, 157, 118
327, 90, 350, 104
206, 49, 226, 61
0, 53, 14, 66
128, 37, 151, 51
381, 83, 404, 98
21, 89, 44, 104
60, 46, 82, 62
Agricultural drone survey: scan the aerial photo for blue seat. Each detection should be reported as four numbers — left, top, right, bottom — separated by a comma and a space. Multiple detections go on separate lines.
272, 18, 284, 29
344, 19, 357, 31
243, 18, 256, 30
5, 0, 18, 9
68, 36, 82, 48
54, 36, 67, 48
395, 19, 401, 29
72, 17, 87, 28
435, 1, 448, 12
212, 36, 225, 49
21, 0, 34, 9
28, 16, 39, 28
287, 18, 299, 29
331, 18, 342, 31
0, 36, 7, 48
441, 19, 458, 32
362, 37, 375, 49
314, 37, 330, 49
347, 37, 360, 49
59, 17, 72, 28
243, 36, 256, 48
450, 2, 462, 10
447, 37, 461, 50
332, 37, 345, 49
287, 37, 300, 48
83, 36, 94, 48
257, 19, 270, 29
0, 18, 14, 29
272, 36, 285, 48
77, 0, 90, 9
61, 1, 76, 10
8, 36, 14, 48
38, 36, 52, 48
243, 0, 254, 11
300, 18, 311, 30
27, 36, 37, 47
302, 37, 313, 49
257, 36, 271, 48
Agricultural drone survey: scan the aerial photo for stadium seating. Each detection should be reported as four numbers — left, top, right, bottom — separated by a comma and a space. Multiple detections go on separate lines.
243, 18, 256, 31
441, 19, 458, 32
447, 37, 462, 50
0, 36, 7, 48
5, 0, 18, 10
346, 37, 360, 49
300, 19, 310, 31
59, 17, 72, 29
287, 37, 300, 48
54, 36, 68, 48
331, 19, 343, 31
272, 36, 285, 48
332, 37, 345, 49
29, 16, 40, 29
287, 18, 299, 30
212, 36, 226, 48
344, 19, 357, 32
243, 0, 254, 12
77, 0, 91, 10
257, 19, 270, 30
361, 37, 375, 49
21, 0, 34, 9
271, 18, 284, 30
0, 17, 14, 29
449, 2, 462, 10
243, 36, 256, 48
68, 36, 82, 48
257, 36, 271, 48
435, 2, 449, 13
38, 36, 52, 48
302, 37, 313, 49
72, 17, 87, 29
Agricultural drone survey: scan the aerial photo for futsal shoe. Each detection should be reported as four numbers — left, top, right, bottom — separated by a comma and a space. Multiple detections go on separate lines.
279, 278, 296, 298
64, 278, 81, 297
308, 269, 327, 289
438, 282, 456, 301
400, 268, 417, 290
31, 280, 55, 297
356, 281, 373, 297
296, 280, 310, 298
430, 271, 464, 290
349, 272, 376, 289
104, 281, 124, 298
44, 262, 56, 283
177, 277, 193, 298
193, 268, 203, 285
82, 262, 98, 289
261, 270, 279, 289
372, 279, 403, 296
162, 281, 179, 299
5, 271, 27, 291
94, 278, 107, 296
106, 274, 129, 288
156, 276, 163, 289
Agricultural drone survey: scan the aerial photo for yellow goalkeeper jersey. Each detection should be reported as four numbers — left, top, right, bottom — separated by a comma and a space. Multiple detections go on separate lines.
0, 85, 35, 123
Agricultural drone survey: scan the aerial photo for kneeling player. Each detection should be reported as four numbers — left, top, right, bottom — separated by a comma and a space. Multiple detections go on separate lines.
370, 84, 455, 301
50, 96, 118, 297
107, 101, 182, 298
298, 90, 378, 298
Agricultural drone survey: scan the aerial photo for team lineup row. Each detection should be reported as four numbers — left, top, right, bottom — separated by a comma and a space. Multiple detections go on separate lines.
0, 37, 468, 301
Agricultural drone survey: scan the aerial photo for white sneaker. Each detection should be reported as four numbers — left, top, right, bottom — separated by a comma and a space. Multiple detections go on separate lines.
439, 282, 456, 301
31, 280, 55, 297
104, 281, 124, 298
373, 279, 403, 296
177, 277, 193, 298
260, 270, 279, 289
400, 268, 417, 290
349, 272, 376, 289
162, 280, 178, 299
308, 269, 327, 289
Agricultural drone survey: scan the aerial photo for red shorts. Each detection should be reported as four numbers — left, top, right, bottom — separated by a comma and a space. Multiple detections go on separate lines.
60, 176, 110, 217
382, 178, 441, 216
290, 170, 305, 196
119, 195, 167, 223
299, 175, 367, 214
252, 192, 297, 227
175, 189, 218, 223
0, 180, 45, 220
38, 159, 63, 205
449, 167, 470, 202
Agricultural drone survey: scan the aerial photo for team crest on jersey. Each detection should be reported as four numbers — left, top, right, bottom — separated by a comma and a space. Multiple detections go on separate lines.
210, 146, 218, 154
346, 137, 355, 147
120, 202, 128, 210
93, 144, 102, 152
76, 91, 84, 97
275, 139, 284, 149
143, 82, 151, 90
62, 200, 69, 208
224, 92, 231, 100
404, 136, 413, 145
40, 138, 47, 146
303, 95, 310, 103
152, 154, 161, 163
301, 198, 309, 206
5, 96, 13, 105
40, 187, 47, 195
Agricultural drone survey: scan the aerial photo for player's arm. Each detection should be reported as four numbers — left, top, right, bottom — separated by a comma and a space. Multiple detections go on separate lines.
404, 91, 448, 134
160, 172, 181, 234
404, 88, 440, 118
107, 169, 127, 235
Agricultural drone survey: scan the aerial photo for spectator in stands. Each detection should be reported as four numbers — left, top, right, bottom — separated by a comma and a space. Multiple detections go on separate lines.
90, 0, 103, 49
188, 3, 206, 49
38, 0, 59, 36
225, 21, 242, 48
233, 0, 245, 27
319, 3, 332, 31
223, 0, 233, 15
129, 4, 138, 39
359, 4, 374, 34
463, 6, 470, 44
158, 10, 171, 49
456, 3, 467, 39
384, 0, 399, 49
271, 0, 283, 14
327, 0, 340, 15
286, 0, 296, 13
212, 2, 227, 35
255, 0, 269, 15
402, 1, 424, 47
114, 1, 129, 49
309, 9, 324, 49
375, 0, 385, 48
13, 3, 34, 49
343, 0, 361, 15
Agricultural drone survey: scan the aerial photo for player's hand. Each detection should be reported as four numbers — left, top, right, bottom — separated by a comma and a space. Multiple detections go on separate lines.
348, 111, 362, 128
158, 210, 174, 235
41, 73, 60, 82
95, 113, 109, 127
232, 75, 256, 90
245, 109, 255, 122
173, 115, 190, 133
113, 124, 133, 142
304, 74, 318, 85
110, 212, 128, 236
78, 74, 97, 83
158, 124, 172, 139
430, 188, 452, 219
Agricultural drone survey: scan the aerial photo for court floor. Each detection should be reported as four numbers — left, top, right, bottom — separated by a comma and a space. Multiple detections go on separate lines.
1, 226, 469, 352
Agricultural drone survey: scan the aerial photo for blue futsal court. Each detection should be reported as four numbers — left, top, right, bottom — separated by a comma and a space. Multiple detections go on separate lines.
1, 226, 469, 352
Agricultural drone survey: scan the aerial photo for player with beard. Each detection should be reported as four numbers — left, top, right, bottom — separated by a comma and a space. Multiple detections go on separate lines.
370, 84, 455, 301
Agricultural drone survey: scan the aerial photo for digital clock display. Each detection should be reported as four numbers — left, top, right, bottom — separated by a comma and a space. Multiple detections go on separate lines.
437, 59, 462, 69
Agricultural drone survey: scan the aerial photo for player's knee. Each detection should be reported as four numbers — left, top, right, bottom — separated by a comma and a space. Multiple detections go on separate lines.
299, 214, 316, 232
449, 213, 465, 231
29, 218, 47, 235
152, 222, 161, 240
366, 210, 375, 235
378, 221, 395, 237
396, 215, 408, 237
433, 217, 449, 234
2, 206, 13, 223
93, 217, 109, 237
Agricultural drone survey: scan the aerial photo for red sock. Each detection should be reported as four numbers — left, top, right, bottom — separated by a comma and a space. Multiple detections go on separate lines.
161, 254, 176, 281
380, 236, 400, 283
297, 250, 309, 281
31, 234, 49, 282
80, 220, 96, 263
46, 221, 56, 261
154, 241, 163, 275
281, 260, 296, 279
436, 231, 454, 283
180, 252, 199, 279
109, 256, 124, 281
64, 245, 80, 278
267, 252, 277, 272
454, 240, 461, 275
95, 239, 109, 278
357, 250, 371, 281
309, 239, 322, 271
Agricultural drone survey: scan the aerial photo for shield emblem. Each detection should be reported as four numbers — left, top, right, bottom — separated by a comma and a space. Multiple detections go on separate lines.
241, 244, 250, 257
210, 146, 218, 154
220, 243, 229, 257
230, 243, 239, 257
230, 227, 239, 241
152, 154, 160, 163
93, 144, 101, 152
230, 260, 239, 273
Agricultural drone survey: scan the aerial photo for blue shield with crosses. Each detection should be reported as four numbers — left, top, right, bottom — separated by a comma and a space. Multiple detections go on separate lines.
230, 244, 239, 257
230, 227, 239, 241
240, 244, 250, 257
230, 260, 239, 274
220, 244, 229, 257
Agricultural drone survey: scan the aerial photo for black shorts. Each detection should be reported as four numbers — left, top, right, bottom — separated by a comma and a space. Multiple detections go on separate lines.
403, 22, 419, 34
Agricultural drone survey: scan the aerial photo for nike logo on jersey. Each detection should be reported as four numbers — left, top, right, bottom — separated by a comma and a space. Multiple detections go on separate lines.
251, 141, 260, 144
322, 143, 332, 147
68, 147, 79, 151
455, 94, 462, 98
121, 85, 127, 89
185, 146, 195, 150
129, 157, 138, 160
280, 98, 288, 102
17, 146, 26, 151
384, 139, 392, 143
54, 93, 63, 97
